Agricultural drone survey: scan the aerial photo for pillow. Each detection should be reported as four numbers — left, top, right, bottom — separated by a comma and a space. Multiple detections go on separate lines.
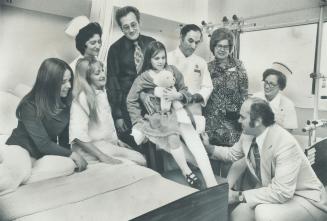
0, 92, 20, 135
12, 84, 31, 99
0, 145, 31, 196
25, 156, 75, 184
0, 134, 9, 145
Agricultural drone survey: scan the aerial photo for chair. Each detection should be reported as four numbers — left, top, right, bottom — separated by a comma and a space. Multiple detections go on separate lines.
305, 137, 327, 185
142, 142, 164, 173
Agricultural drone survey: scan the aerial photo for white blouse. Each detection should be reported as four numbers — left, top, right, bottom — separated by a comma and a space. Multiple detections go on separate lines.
167, 47, 213, 115
69, 90, 118, 144
253, 92, 298, 129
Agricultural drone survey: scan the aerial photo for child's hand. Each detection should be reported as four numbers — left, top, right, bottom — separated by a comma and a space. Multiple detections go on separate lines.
115, 119, 128, 133
70, 152, 88, 172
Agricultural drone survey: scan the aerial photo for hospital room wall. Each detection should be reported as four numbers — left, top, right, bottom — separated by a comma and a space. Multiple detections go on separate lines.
208, 0, 323, 26
207, 0, 327, 138
0, 5, 77, 91
2, 0, 325, 138
0, 3, 204, 91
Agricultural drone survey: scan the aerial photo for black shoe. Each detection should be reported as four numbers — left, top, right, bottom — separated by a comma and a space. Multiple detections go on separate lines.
186, 172, 201, 189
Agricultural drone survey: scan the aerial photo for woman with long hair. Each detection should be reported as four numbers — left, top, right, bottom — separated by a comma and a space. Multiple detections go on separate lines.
69, 57, 146, 165
6, 58, 87, 185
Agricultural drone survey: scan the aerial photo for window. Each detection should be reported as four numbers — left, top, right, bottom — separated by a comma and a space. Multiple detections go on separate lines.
240, 24, 317, 108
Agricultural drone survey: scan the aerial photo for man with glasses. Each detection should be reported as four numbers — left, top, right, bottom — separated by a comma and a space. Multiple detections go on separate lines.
253, 62, 298, 130
106, 6, 155, 148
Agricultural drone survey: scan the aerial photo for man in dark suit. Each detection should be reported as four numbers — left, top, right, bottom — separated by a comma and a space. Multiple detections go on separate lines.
106, 6, 155, 148
203, 97, 327, 221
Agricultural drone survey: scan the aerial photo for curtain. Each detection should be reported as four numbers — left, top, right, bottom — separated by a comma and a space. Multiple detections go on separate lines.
90, 0, 115, 64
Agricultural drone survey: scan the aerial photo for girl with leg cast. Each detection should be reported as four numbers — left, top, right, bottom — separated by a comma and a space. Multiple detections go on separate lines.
127, 41, 217, 188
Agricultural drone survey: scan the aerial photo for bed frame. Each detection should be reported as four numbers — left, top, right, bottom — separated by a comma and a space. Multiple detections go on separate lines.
133, 182, 229, 221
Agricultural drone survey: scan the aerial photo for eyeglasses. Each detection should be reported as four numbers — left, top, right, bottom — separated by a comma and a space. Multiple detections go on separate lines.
215, 44, 230, 51
121, 22, 138, 32
263, 80, 279, 88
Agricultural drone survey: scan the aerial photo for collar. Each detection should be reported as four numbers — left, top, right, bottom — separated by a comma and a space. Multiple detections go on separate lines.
255, 127, 269, 153
122, 35, 142, 49
268, 92, 281, 113
94, 88, 106, 95
176, 46, 193, 59
213, 56, 236, 70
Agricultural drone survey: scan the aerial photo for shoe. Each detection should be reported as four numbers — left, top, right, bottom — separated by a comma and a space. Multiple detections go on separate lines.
185, 172, 201, 189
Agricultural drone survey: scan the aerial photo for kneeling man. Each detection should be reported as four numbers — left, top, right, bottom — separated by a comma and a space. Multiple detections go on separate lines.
203, 97, 327, 221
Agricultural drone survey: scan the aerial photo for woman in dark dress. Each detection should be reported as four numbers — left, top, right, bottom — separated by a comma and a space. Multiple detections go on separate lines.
203, 28, 248, 177
6, 58, 87, 184
203, 28, 248, 147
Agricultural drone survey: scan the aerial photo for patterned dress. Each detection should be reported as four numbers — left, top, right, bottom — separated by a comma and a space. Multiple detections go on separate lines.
203, 56, 248, 146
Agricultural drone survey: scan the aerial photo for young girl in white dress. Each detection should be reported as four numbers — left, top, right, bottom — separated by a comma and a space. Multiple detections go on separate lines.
69, 57, 146, 166
127, 41, 217, 189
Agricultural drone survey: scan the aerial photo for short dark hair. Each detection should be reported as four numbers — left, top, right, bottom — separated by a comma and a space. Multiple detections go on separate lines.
262, 69, 287, 90
180, 24, 202, 40
210, 28, 234, 54
248, 97, 275, 127
75, 22, 102, 55
115, 6, 140, 27
141, 41, 167, 73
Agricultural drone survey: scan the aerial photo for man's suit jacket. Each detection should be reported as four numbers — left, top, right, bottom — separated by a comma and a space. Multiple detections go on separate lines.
213, 124, 327, 211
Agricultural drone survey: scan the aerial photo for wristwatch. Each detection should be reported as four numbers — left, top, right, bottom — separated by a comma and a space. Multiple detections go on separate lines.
238, 191, 246, 203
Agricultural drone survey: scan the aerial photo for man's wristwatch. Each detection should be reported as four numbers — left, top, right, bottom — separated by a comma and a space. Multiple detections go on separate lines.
238, 191, 246, 203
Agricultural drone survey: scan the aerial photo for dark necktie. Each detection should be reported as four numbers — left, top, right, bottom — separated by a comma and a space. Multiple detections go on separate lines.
133, 41, 144, 74
251, 138, 261, 182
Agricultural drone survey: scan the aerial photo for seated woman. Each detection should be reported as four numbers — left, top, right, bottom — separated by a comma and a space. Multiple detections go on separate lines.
70, 22, 102, 71
69, 57, 146, 166
253, 62, 298, 130
127, 41, 217, 189
5, 58, 87, 185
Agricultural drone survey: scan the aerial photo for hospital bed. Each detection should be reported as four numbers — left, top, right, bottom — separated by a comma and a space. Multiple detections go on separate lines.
0, 86, 228, 221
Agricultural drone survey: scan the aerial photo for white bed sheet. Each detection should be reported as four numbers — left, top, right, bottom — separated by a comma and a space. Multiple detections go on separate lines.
0, 163, 196, 221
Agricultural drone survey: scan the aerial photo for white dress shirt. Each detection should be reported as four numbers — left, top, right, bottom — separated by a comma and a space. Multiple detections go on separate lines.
167, 47, 213, 115
254, 127, 269, 156
69, 90, 118, 144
